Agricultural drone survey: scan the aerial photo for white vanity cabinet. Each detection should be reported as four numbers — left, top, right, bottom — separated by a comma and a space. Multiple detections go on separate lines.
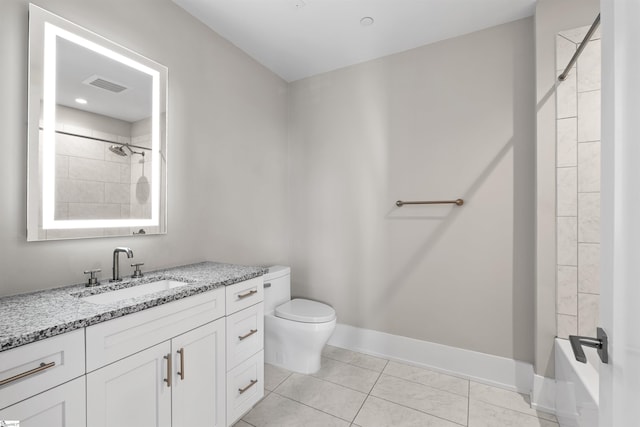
0, 328, 86, 426
0, 377, 86, 427
86, 319, 226, 427
0, 272, 266, 427
225, 277, 265, 426
86, 287, 226, 427
87, 341, 171, 427
171, 319, 226, 427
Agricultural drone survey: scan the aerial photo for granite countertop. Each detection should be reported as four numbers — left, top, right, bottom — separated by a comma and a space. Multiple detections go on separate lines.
0, 262, 267, 353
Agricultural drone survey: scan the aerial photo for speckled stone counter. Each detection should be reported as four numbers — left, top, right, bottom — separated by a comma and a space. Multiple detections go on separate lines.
0, 262, 266, 353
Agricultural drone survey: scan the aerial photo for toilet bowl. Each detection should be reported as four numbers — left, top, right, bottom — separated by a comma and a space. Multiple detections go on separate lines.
263, 266, 336, 374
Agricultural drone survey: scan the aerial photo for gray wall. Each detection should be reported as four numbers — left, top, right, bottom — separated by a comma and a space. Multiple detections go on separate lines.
0, 0, 289, 296
288, 18, 536, 362
1, 0, 602, 373
534, 0, 600, 377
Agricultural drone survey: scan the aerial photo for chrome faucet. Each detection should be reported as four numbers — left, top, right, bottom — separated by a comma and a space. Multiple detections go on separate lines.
111, 247, 134, 282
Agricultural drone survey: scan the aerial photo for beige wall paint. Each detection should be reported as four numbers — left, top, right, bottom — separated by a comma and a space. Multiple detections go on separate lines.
288, 18, 536, 362
0, 0, 288, 296
534, 0, 600, 377
0, 0, 602, 373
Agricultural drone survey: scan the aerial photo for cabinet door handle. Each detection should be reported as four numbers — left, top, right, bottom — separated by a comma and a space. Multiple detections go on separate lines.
237, 289, 258, 299
177, 348, 185, 380
238, 329, 258, 341
238, 379, 258, 394
164, 354, 172, 387
0, 361, 56, 387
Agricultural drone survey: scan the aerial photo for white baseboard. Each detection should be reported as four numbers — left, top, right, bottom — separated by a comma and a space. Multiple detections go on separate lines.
327, 323, 535, 394
530, 374, 557, 415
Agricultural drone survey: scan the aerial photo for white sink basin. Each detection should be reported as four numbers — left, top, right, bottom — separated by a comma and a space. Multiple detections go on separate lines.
80, 280, 189, 305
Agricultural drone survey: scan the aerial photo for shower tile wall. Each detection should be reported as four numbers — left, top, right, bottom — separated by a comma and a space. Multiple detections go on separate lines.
129, 119, 153, 220
40, 120, 150, 239
555, 26, 601, 339
54, 124, 132, 220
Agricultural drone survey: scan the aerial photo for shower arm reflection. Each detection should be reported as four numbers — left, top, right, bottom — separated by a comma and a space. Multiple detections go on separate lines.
109, 143, 145, 158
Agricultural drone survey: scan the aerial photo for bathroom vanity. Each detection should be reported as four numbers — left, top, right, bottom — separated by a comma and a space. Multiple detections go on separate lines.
0, 262, 265, 427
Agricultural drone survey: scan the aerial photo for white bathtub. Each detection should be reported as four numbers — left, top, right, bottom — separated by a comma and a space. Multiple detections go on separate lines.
555, 338, 599, 427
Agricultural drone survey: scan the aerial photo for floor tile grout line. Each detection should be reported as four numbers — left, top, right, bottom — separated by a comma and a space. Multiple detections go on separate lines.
270, 369, 370, 423
371, 359, 468, 427
325, 348, 482, 385
368, 394, 468, 427
309, 371, 378, 394
470, 380, 560, 422
467, 381, 471, 426
379, 371, 470, 399
268, 389, 360, 423
269, 371, 293, 394
321, 353, 388, 374
271, 376, 367, 403
350, 358, 390, 424
377, 372, 471, 402
471, 398, 560, 424
258, 349, 558, 427
326, 347, 490, 387
322, 352, 474, 396
379, 357, 476, 383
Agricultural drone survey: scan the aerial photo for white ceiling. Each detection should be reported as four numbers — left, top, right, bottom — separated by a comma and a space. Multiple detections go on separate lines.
57, 38, 152, 123
172, 0, 537, 82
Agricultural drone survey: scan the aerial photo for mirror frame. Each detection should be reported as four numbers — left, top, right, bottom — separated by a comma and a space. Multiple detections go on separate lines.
27, 4, 168, 241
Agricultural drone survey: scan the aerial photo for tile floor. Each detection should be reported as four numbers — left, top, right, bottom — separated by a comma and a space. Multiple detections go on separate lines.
235, 346, 559, 427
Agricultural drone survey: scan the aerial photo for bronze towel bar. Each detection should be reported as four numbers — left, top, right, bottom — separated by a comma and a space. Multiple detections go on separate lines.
395, 199, 464, 207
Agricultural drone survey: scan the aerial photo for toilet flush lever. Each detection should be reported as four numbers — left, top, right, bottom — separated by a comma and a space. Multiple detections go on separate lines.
263, 283, 271, 288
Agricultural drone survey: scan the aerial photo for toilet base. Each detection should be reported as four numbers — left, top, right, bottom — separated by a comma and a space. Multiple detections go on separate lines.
264, 313, 336, 374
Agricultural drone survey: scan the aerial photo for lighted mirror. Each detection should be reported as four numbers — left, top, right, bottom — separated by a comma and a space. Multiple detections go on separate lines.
27, 4, 167, 241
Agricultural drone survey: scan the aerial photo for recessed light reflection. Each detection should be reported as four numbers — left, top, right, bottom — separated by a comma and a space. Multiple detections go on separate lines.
75, 97, 88, 104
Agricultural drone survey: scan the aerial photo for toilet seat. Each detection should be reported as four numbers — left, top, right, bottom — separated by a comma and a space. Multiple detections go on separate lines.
275, 298, 336, 323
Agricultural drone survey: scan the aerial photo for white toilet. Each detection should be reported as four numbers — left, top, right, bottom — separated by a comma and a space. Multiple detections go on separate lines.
263, 266, 336, 374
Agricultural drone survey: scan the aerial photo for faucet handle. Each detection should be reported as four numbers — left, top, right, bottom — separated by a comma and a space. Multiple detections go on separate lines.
84, 269, 101, 287
131, 263, 144, 278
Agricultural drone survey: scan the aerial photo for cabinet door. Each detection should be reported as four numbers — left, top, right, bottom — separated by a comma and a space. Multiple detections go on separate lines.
0, 376, 85, 427
87, 341, 171, 427
172, 318, 226, 427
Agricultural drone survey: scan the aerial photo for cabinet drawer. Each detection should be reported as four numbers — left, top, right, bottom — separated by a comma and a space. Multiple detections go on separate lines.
226, 350, 264, 426
0, 329, 85, 410
0, 376, 86, 426
86, 287, 225, 372
225, 277, 263, 315
226, 303, 264, 370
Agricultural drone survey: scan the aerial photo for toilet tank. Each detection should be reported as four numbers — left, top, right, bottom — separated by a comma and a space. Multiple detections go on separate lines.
263, 265, 291, 313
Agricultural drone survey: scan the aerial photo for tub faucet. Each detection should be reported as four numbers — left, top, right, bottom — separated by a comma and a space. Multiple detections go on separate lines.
569, 327, 608, 364
111, 247, 134, 282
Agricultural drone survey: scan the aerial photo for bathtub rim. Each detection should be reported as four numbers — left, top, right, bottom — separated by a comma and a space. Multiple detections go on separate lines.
555, 337, 599, 406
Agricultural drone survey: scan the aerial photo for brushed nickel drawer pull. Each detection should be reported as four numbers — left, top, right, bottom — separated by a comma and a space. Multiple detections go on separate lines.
164, 354, 172, 387
238, 379, 258, 394
177, 348, 185, 380
0, 361, 56, 387
237, 289, 258, 300
238, 329, 258, 341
